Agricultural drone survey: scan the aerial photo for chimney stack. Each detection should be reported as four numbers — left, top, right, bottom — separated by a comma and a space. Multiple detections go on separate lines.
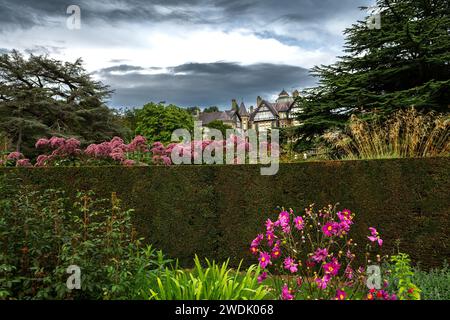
256, 96, 262, 106
231, 99, 238, 110
250, 106, 254, 113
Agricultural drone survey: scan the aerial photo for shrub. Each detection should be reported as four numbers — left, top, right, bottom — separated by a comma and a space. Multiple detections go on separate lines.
411, 262, 450, 300
148, 255, 270, 300
0, 184, 167, 300
388, 253, 421, 300
250, 205, 397, 300
324, 108, 450, 159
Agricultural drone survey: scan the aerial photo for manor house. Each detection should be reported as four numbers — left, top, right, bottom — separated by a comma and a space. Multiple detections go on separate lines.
196, 90, 303, 131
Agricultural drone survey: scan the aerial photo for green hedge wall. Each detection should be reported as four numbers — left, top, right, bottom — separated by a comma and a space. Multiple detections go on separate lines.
1, 158, 449, 269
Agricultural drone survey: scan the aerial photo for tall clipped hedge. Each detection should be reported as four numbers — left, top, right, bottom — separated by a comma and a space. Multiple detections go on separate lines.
1, 158, 449, 269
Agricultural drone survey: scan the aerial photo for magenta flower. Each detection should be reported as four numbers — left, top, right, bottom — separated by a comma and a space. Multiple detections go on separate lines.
344, 265, 354, 279
335, 289, 347, 300
271, 245, 281, 260
265, 219, 274, 232
250, 245, 258, 255
322, 222, 338, 237
281, 284, 294, 300
258, 251, 271, 269
294, 216, 304, 230
257, 272, 267, 284
315, 275, 331, 290
312, 248, 328, 263
276, 211, 290, 228
251, 234, 263, 248
367, 227, 383, 246
323, 258, 341, 276
283, 257, 298, 273
337, 209, 352, 222
266, 231, 275, 246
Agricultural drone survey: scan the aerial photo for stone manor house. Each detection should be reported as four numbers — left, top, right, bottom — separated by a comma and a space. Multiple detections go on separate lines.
196, 90, 303, 131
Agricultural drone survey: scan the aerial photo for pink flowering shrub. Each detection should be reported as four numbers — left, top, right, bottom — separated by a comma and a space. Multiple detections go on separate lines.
250, 204, 397, 300
2, 135, 280, 168
35, 137, 82, 166
0, 151, 32, 168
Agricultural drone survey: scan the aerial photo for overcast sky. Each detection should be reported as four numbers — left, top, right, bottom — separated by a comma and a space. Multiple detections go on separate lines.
0, 0, 375, 109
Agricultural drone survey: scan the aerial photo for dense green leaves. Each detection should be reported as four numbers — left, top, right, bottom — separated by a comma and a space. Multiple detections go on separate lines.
0, 51, 127, 155
295, 0, 450, 149
135, 102, 194, 144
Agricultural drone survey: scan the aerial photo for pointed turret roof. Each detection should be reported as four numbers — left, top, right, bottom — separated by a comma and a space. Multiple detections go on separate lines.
279, 89, 289, 97
238, 102, 249, 117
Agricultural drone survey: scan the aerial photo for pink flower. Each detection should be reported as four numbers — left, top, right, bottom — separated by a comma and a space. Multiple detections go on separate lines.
335, 289, 347, 300
257, 272, 267, 284
281, 284, 294, 300
161, 155, 172, 166
283, 257, 298, 273
323, 258, 341, 276
7, 152, 24, 160
265, 219, 274, 232
345, 266, 354, 279
293, 216, 304, 230
110, 151, 125, 161
49, 136, 65, 148
122, 159, 136, 166
258, 251, 271, 269
266, 231, 275, 246
315, 275, 331, 290
250, 245, 258, 255
16, 159, 31, 167
251, 234, 263, 248
367, 227, 383, 246
312, 248, 328, 263
337, 209, 352, 222
35, 138, 49, 149
322, 222, 338, 237
276, 211, 290, 228
271, 244, 281, 260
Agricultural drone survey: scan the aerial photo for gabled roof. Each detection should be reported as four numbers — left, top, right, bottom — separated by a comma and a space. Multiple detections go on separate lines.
198, 111, 233, 125
249, 100, 278, 121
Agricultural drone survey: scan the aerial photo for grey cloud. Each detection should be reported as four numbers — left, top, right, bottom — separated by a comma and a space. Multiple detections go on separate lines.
0, 0, 375, 31
99, 62, 316, 109
99, 64, 144, 73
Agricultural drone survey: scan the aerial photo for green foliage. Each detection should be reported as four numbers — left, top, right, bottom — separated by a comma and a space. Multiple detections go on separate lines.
205, 120, 233, 137
0, 50, 127, 156
148, 255, 270, 300
411, 262, 450, 300
0, 184, 166, 299
135, 102, 194, 144
186, 106, 201, 115
1, 157, 449, 270
295, 0, 450, 147
203, 106, 219, 113
390, 253, 421, 300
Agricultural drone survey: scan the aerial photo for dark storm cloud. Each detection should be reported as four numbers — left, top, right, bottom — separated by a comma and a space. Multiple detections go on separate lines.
97, 62, 315, 109
0, 0, 374, 31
